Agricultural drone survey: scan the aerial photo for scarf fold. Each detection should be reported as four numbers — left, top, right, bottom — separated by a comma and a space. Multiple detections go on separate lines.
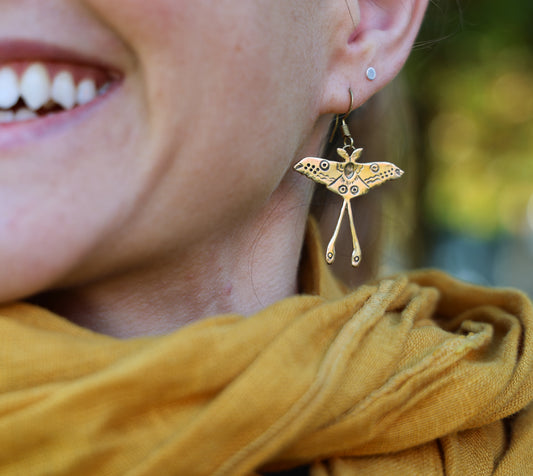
1, 223, 533, 475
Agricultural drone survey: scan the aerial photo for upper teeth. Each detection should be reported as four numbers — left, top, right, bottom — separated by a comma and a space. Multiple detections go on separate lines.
0, 68, 19, 109
0, 62, 109, 117
77, 78, 97, 106
20, 63, 51, 111
51, 71, 76, 110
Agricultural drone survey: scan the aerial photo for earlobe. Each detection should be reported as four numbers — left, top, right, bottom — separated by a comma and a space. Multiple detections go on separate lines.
321, 0, 428, 115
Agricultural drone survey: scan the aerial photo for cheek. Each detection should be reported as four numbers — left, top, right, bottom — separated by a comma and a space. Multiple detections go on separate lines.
83, 0, 323, 238
0, 1, 325, 301
0, 95, 148, 301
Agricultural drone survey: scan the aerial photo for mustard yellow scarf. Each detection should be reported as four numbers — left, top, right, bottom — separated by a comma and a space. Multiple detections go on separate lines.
1, 223, 533, 475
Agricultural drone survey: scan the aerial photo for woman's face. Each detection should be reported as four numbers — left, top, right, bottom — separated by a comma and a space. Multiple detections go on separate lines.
0, 1, 328, 301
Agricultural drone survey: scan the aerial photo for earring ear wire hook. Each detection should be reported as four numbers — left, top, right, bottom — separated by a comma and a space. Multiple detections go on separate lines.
328, 0, 357, 143
329, 87, 354, 143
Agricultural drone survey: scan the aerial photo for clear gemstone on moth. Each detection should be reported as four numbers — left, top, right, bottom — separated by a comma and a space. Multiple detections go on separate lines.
344, 162, 355, 179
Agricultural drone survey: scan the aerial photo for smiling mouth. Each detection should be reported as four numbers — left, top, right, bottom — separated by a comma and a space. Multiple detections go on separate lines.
0, 61, 117, 124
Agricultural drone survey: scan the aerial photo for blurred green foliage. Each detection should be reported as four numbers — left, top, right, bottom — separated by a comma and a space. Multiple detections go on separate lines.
406, 0, 533, 238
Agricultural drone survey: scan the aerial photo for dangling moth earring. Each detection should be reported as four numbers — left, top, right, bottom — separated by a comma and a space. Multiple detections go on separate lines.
294, 88, 404, 267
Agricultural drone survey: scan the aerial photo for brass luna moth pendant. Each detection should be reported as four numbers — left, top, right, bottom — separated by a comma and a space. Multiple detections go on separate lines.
294, 124, 404, 267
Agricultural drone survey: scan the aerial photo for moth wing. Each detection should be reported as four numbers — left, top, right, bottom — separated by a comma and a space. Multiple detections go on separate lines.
293, 157, 343, 187
358, 162, 404, 189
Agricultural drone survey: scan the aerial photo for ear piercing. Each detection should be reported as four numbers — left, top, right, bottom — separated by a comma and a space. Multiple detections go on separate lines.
366, 67, 377, 81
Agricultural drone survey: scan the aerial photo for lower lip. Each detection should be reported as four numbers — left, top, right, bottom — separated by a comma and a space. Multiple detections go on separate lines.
0, 80, 122, 150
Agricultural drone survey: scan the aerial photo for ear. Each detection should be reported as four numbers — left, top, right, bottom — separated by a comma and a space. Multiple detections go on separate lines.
320, 0, 428, 114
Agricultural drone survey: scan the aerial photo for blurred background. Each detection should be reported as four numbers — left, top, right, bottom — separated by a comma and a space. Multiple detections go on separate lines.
360, 0, 533, 295
319, 0, 533, 294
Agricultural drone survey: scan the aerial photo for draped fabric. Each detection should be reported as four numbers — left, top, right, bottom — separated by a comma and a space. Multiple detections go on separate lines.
1, 221, 533, 475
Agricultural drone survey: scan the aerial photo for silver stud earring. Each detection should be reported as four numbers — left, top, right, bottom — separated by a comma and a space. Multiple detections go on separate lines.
366, 67, 377, 81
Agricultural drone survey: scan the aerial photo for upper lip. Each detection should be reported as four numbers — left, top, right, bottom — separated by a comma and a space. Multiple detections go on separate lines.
0, 39, 120, 73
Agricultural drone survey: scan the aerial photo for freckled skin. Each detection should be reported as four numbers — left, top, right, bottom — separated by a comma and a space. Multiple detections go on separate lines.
0, 1, 333, 335
0, 0, 428, 336
0, 3, 322, 280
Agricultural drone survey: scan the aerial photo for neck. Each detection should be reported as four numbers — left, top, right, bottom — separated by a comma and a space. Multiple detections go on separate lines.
33, 175, 313, 339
